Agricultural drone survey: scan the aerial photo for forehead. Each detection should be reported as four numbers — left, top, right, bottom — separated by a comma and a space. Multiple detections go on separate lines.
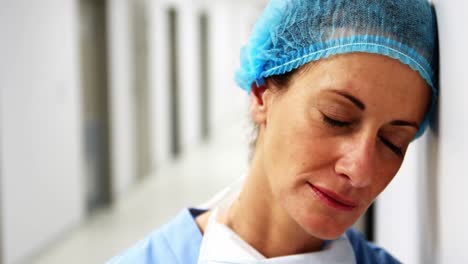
288, 53, 430, 121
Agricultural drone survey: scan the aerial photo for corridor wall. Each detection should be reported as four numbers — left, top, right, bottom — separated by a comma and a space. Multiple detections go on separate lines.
0, 1, 85, 263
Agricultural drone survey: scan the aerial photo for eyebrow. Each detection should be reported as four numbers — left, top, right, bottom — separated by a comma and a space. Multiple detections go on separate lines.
331, 90, 365, 110
390, 120, 420, 130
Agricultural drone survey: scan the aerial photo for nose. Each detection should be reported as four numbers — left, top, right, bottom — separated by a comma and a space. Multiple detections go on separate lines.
334, 133, 377, 189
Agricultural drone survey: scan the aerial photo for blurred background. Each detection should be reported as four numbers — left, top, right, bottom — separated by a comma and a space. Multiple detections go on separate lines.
0, 0, 467, 263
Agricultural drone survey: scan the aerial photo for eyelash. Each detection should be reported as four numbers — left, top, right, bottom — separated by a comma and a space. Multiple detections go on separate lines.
322, 115, 351, 127
322, 115, 403, 157
379, 137, 403, 157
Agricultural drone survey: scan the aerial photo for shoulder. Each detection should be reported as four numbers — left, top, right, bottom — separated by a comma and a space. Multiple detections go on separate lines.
107, 208, 205, 264
346, 228, 401, 264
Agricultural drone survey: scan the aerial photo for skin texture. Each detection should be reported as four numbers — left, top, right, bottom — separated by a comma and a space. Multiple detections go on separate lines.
196, 53, 431, 258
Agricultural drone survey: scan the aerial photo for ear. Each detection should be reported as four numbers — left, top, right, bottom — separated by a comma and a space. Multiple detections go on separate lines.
250, 81, 273, 125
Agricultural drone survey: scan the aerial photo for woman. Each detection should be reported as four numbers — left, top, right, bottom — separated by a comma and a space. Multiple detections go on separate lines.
109, 0, 438, 263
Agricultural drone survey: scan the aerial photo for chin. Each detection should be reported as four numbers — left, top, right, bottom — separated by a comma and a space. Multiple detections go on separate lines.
298, 213, 357, 240
306, 224, 349, 240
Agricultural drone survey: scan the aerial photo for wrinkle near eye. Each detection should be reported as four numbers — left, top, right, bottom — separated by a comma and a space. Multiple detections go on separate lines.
315, 96, 360, 121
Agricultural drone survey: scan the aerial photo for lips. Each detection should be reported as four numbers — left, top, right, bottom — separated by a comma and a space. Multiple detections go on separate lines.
308, 183, 358, 211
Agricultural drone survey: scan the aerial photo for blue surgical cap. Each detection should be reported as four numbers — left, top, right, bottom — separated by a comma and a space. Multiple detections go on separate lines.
235, 0, 438, 138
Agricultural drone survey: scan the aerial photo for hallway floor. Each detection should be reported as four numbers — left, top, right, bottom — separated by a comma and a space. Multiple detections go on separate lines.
31, 119, 250, 264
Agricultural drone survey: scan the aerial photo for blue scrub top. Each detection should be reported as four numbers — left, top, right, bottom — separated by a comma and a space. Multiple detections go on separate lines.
107, 208, 400, 264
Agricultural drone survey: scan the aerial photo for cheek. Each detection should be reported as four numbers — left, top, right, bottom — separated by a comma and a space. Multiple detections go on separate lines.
262, 109, 340, 201
264, 108, 330, 173
369, 162, 401, 199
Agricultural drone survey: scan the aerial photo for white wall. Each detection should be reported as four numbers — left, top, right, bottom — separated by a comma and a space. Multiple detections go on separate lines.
178, 1, 203, 152
148, 0, 252, 165
0, 1, 85, 263
107, 0, 137, 196
148, 0, 172, 164
433, 0, 468, 262
207, 1, 250, 137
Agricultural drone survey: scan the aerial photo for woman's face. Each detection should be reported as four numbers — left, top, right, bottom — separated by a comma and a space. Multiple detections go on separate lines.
252, 53, 430, 239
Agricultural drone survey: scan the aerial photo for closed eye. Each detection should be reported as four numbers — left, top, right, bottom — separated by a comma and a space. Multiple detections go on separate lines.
322, 114, 351, 127
379, 136, 403, 157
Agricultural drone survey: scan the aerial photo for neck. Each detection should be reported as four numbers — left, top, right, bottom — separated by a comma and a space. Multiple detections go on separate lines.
220, 152, 324, 258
